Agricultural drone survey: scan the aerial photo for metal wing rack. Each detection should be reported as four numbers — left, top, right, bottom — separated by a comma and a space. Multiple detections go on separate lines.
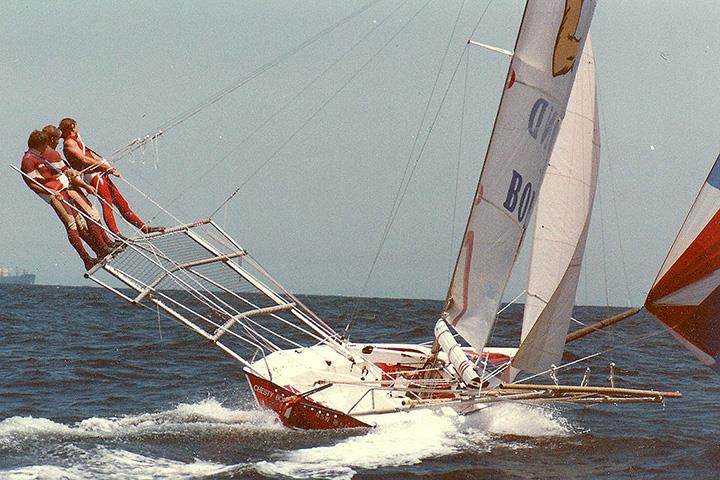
85, 219, 342, 374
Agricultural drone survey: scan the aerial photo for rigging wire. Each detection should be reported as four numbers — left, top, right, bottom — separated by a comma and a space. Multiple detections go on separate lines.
448, 47, 471, 282
344, 0, 499, 336
594, 56, 633, 308
595, 164, 617, 362
157, 0, 413, 220
345, 0, 497, 335
209, 0, 436, 220
597, 178, 611, 307
107, 0, 383, 162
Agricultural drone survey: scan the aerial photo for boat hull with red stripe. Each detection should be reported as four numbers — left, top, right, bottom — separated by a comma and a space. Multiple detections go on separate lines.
245, 370, 370, 429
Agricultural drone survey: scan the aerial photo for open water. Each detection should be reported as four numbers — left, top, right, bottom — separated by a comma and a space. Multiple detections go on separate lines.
0, 284, 718, 479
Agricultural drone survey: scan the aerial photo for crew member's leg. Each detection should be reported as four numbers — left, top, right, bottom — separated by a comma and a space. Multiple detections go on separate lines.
68, 189, 112, 255
105, 178, 147, 232
49, 194, 96, 270
93, 176, 123, 236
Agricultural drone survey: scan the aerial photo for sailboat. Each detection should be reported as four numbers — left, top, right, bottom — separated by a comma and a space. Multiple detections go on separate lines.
75, 0, 694, 430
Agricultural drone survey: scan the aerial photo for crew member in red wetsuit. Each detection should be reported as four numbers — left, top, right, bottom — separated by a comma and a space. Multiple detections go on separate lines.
59, 118, 164, 237
42, 125, 117, 257
21, 130, 100, 270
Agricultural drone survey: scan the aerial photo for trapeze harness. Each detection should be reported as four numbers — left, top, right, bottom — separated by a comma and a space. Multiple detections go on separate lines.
64, 134, 106, 186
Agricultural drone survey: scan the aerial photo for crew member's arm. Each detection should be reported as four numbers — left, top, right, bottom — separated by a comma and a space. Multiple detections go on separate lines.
26, 181, 49, 196
64, 139, 119, 176
65, 169, 97, 195
86, 146, 121, 178
21, 161, 52, 196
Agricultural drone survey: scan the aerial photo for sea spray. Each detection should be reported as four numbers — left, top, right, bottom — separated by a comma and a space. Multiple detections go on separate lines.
258, 408, 470, 479
257, 403, 575, 479
0, 398, 280, 450
466, 402, 575, 437
0, 445, 241, 480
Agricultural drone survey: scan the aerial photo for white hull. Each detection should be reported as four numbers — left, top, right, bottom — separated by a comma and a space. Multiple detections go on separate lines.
245, 342, 517, 428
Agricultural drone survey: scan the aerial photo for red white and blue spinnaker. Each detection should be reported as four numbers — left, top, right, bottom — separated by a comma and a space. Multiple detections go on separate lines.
646, 154, 720, 372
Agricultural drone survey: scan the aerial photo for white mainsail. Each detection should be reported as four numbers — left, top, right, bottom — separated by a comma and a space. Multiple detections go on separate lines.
444, 0, 597, 351
512, 35, 599, 374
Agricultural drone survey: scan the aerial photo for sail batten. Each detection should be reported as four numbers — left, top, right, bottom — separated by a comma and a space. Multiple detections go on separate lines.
444, 0, 597, 352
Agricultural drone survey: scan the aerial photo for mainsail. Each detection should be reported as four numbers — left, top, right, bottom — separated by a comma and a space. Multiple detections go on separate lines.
512, 34, 599, 373
645, 155, 720, 372
444, 0, 597, 351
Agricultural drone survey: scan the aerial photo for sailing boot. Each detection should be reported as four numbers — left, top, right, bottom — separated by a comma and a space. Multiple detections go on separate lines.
142, 225, 166, 234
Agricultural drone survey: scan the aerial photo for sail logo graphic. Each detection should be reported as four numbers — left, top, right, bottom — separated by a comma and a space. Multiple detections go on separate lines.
503, 170, 535, 223
553, 0, 584, 76
528, 97, 559, 151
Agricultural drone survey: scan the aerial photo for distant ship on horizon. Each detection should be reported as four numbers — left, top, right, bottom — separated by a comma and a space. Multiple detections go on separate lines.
0, 267, 35, 285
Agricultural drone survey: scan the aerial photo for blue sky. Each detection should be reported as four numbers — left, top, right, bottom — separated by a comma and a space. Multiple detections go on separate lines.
1, 1, 719, 306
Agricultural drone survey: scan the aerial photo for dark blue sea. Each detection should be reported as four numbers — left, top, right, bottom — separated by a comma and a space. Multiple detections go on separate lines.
1, 284, 718, 479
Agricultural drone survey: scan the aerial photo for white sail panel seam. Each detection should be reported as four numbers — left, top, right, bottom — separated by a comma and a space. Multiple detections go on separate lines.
480, 198, 526, 233
513, 80, 567, 109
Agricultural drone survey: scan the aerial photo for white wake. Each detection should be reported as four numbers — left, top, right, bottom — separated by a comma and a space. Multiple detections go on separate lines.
0, 399, 575, 479
257, 403, 574, 479
0, 445, 241, 480
0, 399, 268, 479
0, 398, 280, 449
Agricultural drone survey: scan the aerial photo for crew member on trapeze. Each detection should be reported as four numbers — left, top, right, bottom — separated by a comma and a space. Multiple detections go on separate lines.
59, 117, 164, 237
21, 130, 116, 270
41, 125, 120, 254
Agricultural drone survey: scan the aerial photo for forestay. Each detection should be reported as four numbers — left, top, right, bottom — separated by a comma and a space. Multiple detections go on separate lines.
645, 154, 720, 372
512, 35, 599, 373
444, 0, 597, 351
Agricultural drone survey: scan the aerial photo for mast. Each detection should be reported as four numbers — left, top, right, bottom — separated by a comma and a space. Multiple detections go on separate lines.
512, 34, 599, 373
444, 0, 597, 352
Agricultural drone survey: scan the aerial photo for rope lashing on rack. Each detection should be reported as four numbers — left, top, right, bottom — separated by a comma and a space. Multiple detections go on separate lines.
90, 224, 331, 364
92, 213, 359, 367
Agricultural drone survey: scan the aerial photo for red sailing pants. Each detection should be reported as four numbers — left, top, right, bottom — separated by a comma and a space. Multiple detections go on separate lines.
92, 175, 146, 235
49, 191, 97, 270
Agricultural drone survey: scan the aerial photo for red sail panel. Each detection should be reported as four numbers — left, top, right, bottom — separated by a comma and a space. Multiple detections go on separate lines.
646, 156, 720, 371
646, 209, 720, 305
646, 290, 720, 371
